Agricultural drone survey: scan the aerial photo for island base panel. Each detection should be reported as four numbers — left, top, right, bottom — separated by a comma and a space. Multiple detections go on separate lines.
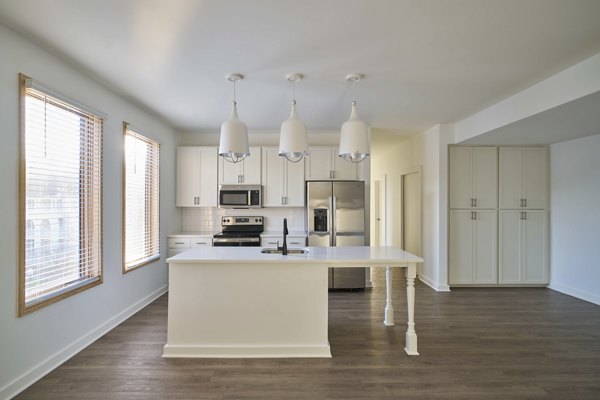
165, 262, 330, 358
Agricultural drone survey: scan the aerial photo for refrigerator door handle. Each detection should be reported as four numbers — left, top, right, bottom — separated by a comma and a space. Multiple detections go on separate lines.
331, 196, 337, 246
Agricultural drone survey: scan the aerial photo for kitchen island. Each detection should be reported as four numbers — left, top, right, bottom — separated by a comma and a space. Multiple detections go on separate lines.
163, 246, 423, 358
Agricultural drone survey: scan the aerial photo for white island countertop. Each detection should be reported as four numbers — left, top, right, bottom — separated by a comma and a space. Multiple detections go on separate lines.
167, 245, 423, 265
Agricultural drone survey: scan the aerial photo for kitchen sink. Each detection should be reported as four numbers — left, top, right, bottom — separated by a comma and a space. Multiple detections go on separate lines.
261, 248, 309, 255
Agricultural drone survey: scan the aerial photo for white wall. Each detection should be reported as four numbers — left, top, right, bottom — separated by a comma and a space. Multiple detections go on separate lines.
549, 133, 600, 305
0, 24, 180, 398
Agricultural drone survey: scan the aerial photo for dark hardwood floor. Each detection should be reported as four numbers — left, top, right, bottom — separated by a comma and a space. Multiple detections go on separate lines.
15, 269, 600, 399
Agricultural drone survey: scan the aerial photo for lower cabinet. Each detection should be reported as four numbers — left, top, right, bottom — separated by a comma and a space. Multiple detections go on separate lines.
449, 210, 497, 284
499, 210, 548, 284
168, 235, 212, 257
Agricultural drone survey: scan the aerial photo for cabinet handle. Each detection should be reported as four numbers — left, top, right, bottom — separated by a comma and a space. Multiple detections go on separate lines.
523, 211, 527, 220
523, 198, 527, 207
470, 211, 476, 220
473, 198, 477, 207
470, 198, 474, 207
285, 196, 288, 205
290, 241, 301, 245
174, 242, 185, 245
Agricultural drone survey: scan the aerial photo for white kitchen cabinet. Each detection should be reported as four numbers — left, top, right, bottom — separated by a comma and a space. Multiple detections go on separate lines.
261, 147, 305, 207
168, 235, 213, 257
261, 235, 306, 248
219, 146, 261, 185
449, 147, 497, 209
176, 146, 218, 207
305, 147, 358, 180
499, 147, 547, 209
499, 210, 548, 284
449, 210, 497, 284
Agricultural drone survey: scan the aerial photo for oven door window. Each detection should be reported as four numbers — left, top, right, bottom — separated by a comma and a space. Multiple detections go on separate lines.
220, 191, 248, 206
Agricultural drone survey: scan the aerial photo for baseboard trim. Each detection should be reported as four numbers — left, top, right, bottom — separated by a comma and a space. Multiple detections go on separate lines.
162, 344, 332, 358
548, 282, 600, 306
418, 274, 450, 292
0, 284, 168, 400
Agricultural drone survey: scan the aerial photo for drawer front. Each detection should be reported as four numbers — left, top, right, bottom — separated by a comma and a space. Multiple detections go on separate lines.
168, 238, 191, 248
191, 238, 212, 247
261, 237, 282, 247
287, 236, 306, 247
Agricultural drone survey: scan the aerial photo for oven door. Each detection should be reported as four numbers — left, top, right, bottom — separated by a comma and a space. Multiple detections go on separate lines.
213, 237, 261, 247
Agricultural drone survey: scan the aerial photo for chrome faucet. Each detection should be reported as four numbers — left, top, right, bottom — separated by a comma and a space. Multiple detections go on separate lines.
279, 218, 289, 255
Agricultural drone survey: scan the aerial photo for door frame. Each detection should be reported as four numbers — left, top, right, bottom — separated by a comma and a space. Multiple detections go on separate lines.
399, 166, 422, 273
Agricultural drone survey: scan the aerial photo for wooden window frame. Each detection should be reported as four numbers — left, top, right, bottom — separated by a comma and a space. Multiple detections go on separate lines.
122, 122, 161, 273
18, 73, 104, 316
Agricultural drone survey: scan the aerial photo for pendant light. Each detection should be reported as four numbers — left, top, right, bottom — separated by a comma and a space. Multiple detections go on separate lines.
219, 73, 250, 163
279, 73, 308, 163
339, 73, 370, 163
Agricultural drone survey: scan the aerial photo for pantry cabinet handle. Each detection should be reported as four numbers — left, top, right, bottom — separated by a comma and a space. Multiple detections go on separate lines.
523, 198, 527, 207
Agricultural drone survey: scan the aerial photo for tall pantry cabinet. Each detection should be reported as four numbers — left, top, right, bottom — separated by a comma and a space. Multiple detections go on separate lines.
448, 146, 548, 286
498, 147, 548, 284
448, 147, 498, 284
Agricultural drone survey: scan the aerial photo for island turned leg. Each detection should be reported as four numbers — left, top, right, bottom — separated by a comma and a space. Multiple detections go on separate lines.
405, 263, 419, 355
384, 266, 395, 326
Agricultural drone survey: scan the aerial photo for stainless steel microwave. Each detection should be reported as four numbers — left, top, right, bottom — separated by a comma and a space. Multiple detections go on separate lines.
218, 185, 262, 208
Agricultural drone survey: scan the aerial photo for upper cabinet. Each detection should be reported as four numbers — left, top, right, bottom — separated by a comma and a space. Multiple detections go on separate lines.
449, 147, 498, 209
305, 146, 358, 180
176, 146, 218, 207
261, 147, 305, 207
499, 147, 547, 209
218, 146, 261, 185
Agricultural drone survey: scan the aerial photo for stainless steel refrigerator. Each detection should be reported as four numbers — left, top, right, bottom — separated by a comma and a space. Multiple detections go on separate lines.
306, 181, 366, 289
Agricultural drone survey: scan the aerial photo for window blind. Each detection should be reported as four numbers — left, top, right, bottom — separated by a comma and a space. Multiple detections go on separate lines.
20, 74, 104, 315
123, 123, 160, 271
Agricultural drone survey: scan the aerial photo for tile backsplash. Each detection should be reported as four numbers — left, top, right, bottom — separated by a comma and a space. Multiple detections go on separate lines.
182, 207, 306, 233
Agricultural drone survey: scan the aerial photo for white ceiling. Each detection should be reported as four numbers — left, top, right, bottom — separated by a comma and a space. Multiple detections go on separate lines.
1, 0, 600, 135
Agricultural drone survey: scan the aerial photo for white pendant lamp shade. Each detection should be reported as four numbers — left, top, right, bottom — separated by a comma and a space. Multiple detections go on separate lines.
219, 101, 249, 163
339, 102, 369, 163
279, 74, 308, 163
219, 73, 249, 163
339, 74, 370, 163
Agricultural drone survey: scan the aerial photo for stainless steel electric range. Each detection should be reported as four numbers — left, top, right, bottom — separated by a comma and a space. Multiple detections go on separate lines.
212, 216, 264, 247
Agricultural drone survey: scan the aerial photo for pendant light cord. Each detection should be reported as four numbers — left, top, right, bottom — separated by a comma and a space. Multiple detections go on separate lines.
292, 78, 296, 105
233, 78, 237, 105
352, 78, 357, 106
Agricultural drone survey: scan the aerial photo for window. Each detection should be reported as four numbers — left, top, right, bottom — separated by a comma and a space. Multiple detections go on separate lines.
123, 123, 160, 272
19, 74, 104, 316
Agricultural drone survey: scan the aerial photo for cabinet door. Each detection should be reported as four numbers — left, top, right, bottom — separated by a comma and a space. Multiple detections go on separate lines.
472, 210, 497, 283
499, 147, 524, 209
240, 147, 262, 184
219, 156, 242, 184
198, 147, 218, 206
521, 210, 548, 283
522, 147, 547, 209
449, 147, 473, 209
261, 147, 284, 206
472, 147, 497, 209
449, 210, 497, 284
449, 210, 474, 284
333, 147, 358, 180
499, 210, 522, 283
285, 157, 305, 206
306, 147, 332, 180
176, 147, 199, 207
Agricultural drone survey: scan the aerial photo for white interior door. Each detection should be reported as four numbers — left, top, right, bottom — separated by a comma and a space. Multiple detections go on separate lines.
373, 177, 386, 246
402, 170, 421, 257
